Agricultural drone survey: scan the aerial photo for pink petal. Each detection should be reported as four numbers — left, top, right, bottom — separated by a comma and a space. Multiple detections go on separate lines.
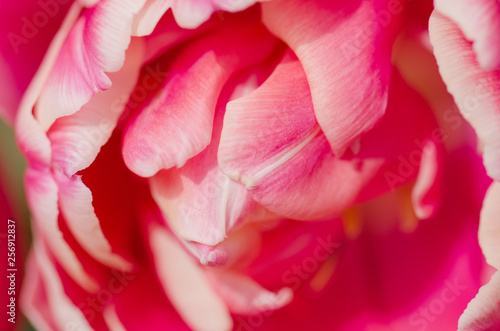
35, 0, 147, 130
149, 65, 274, 246
21, 253, 56, 331
78, 128, 152, 267
26, 168, 98, 292
241, 148, 487, 330
219, 52, 442, 219
411, 139, 443, 220
434, 0, 500, 70
12, 0, 103, 293
429, 12, 500, 181
22, 240, 93, 331
261, 0, 404, 155
151, 166, 256, 246
132, 0, 171, 36
25, 40, 144, 273
206, 270, 293, 315
169, 0, 261, 29
15, 1, 82, 170
478, 182, 500, 269
103, 306, 127, 331
458, 271, 500, 331
142, 11, 210, 63
80, 0, 99, 7
188, 225, 262, 267
218, 52, 332, 219
48, 38, 144, 176
149, 223, 233, 331
55, 170, 133, 271
123, 19, 276, 177
131, 0, 248, 36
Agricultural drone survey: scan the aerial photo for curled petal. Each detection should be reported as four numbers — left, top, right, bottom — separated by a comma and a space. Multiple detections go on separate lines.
35, 0, 147, 129
132, 0, 255, 35
33, 40, 144, 271
26, 168, 98, 292
169, 0, 262, 29
21, 241, 93, 331
411, 139, 443, 220
188, 226, 261, 267
14, 3, 99, 292
15, 2, 83, 170
219, 52, 442, 219
458, 271, 500, 331
123, 19, 276, 177
142, 10, 219, 63
48, 38, 144, 176
20, 254, 54, 331
151, 168, 256, 246
478, 182, 500, 269
132, 0, 172, 36
262, 0, 403, 155
149, 66, 272, 246
149, 224, 232, 331
206, 270, 293, 315
218, 52, 333, 219
434, 0, 500, 70
55, 171, 133, 271
103, 306, 128, 331
429, 12, 500, 181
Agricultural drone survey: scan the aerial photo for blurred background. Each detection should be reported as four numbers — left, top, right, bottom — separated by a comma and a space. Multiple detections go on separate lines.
1, 117, 35, 331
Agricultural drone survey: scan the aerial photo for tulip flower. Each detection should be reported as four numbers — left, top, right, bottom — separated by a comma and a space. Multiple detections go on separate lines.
0, 0, 498, 330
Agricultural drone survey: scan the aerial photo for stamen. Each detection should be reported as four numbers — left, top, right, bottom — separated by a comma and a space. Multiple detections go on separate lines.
342, 206, 362, 239
310, 255, 338, 292
399, 187, 418, 233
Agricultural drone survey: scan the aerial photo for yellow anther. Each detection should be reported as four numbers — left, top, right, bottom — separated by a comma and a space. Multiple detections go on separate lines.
342, 206, 362, 239
310, 255, 338, 292
399, 186, 418, 233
